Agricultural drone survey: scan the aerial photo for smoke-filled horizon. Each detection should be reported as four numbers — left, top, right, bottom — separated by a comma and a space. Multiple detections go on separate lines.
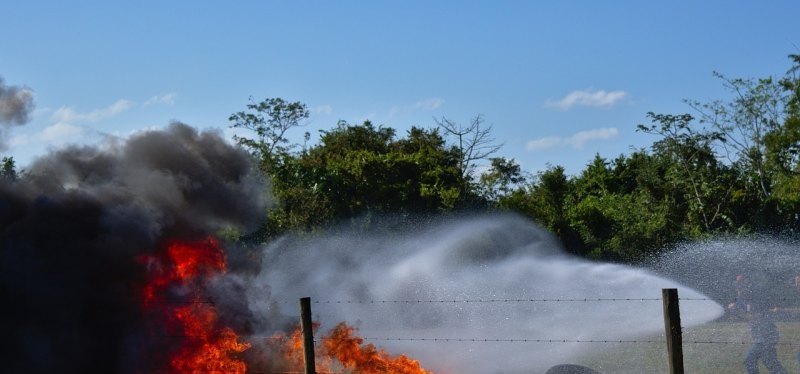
0, 122, 267, 373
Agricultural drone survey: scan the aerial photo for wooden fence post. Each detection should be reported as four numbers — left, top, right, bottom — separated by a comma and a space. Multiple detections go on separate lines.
662, 288, 684, 374
300, 297, 316, 374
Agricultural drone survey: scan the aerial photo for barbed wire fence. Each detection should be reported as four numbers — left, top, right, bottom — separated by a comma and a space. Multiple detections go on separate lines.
150, 291, 800, 374
287, 290, 800, 374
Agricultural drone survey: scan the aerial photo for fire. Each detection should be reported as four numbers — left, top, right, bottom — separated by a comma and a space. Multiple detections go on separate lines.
140, 237, 250, 373
322, 323, 433, 374
139, 236, 431, 373
278, 322, 433, 374
277, 323, 325, 371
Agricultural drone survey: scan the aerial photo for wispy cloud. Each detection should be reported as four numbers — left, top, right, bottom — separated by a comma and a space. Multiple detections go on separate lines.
52, 99, 134, 123
40, 123, 84, 142
311, 104, 332, 115
7, 134, 31, 147
389, 97, 445, 118
413, 97, 444, 111
11, 93, 170, 150
545, 89, 627, 111
525, 136, 563, 151
526, 127, 619, 151
143, 93, 177, 107
9, 123, 86, 147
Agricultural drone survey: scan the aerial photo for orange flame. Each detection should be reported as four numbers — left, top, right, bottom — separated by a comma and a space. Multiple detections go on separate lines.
322, 323, 432, 374
278, 322, 433, 374
140, 237, 431, 373
140, 237, 250, 373
275, 324, 324, 371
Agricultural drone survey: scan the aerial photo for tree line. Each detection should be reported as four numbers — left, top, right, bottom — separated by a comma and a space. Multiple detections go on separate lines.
2, 56, 796, 262
228, 55, 800, 262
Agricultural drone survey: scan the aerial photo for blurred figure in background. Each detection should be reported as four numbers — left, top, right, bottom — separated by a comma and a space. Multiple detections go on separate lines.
728, 274, 752, 320
794, 275, 800, 369
743, 284, 787, 374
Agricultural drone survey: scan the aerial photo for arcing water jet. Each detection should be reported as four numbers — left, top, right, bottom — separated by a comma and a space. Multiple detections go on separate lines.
249, 213, 724, 373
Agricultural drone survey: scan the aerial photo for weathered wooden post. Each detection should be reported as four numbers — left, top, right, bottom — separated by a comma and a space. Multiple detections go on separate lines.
300, 297, 316, 374
662, 288, 684, 374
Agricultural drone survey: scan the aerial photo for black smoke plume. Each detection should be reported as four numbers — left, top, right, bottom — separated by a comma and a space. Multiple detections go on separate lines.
0, 123, 266, 374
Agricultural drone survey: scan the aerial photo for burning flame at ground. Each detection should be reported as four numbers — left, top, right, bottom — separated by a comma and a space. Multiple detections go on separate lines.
277, 323, 433, 374
139, 236, 431, 373
140, 237, 250, 373
323, 323, 433, 374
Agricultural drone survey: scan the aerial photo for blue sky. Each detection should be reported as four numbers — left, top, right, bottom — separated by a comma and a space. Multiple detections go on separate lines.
1, 1, 798, 175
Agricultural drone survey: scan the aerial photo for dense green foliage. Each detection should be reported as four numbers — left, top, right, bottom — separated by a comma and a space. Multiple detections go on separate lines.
237, 119, 480, 239
232, 55, 800, 261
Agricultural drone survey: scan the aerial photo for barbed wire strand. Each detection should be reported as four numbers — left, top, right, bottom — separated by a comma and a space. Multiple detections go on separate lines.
145, 297, 800, 306
333, 337, 800, 347
161, 335, 800, 347
266, 297, 800, 304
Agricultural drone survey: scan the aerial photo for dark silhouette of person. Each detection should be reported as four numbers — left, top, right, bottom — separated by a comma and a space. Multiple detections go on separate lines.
794, 275, 800, 368
744, 300, 787, 373
728, 274, 753, 319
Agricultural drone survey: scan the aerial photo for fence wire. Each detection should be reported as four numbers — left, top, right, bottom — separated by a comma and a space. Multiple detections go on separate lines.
150, 334, 800, 347
350, 337, 800, 347
149, 297, 800, 306
265, 297, 795, 304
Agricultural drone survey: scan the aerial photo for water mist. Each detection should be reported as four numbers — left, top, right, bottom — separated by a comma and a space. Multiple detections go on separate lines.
650, 236, 800, 306
247, 214, 723, 373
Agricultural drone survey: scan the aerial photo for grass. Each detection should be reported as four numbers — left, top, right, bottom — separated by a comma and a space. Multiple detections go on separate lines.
572, 321, 800, 373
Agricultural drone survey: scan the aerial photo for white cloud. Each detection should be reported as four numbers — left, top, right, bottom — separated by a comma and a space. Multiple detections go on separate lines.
8, 134, 30, 147
7, 123, 85, 149
525, 136, 562, 151
39, 123, 84, 142
312, 104, 332, 115
526, 127, 619, 151
545, 89, 627, 111
567, 127, 618, 148
387, 106, 402, 118
413, 97, 445, 110
143, 93, 177, 107
52, 99, 134, 123
388, 97, 445, 118
31, 107, 53, 117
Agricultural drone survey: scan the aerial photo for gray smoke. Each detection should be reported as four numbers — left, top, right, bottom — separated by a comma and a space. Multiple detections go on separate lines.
23, 122, 267, 235
0, 76, 34, 150
0, 77, 34, 125
0, 122, 267, 374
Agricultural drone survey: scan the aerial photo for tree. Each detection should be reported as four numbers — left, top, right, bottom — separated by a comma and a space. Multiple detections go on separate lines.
766, 54, 800, 176
763, 54, 800, 229
434, 115, 503, 181
687, 72, 786, 201
496, 165, 587, 255
479, 157, 526, 202
229, 97, 309, 169
251, 121, 468, 239
1, 156, 17, 181
637, 112, 734, 233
